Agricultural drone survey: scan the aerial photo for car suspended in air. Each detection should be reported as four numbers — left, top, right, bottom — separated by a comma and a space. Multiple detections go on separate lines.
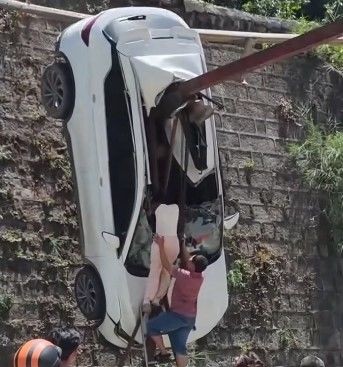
41, 7, 239, 348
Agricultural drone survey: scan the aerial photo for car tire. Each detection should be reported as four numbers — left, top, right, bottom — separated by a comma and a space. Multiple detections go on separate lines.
74, 266, 106, 321
41, 62, 74, 119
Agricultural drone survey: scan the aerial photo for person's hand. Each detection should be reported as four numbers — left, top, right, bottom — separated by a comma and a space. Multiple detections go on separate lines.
142, 302, 151, 315
153, 234, 164, 247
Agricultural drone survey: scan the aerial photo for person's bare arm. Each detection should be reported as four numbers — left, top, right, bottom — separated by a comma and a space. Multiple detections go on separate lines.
154, 234, 172, 275
179, 236, 191, 268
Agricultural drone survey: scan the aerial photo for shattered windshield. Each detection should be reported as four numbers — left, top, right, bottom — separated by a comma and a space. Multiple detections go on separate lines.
184, 198, 222, 258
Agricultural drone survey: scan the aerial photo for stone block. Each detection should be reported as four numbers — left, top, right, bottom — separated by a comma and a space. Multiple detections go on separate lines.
274, 138, 290, 154
206, 46, 240, 65
265, 119, 281, 137
277, 294, 309, 313
252, 205, 284, 223
263, 153, 288, 170
261, 223, 276, 240
227, 149, 253, 167
223, 97, 237, 113
217, 131, 240, 149
228, 185, 258, 202
256, 119, 266, 135
238, 169, 274, 188
225, 166, 241, 186
237, 222, 262, 238
222, 81, 249, 100
243, 72, 264, 87
238, 203, 254, 220
274, 312, 313, 330
222, 114, 256, 134
248, 86, 289, 107
262, 74, 290, 91
230, 329, 253, 348
236, 99, 276, 120
214, 112, 223, 129
240, 134, 276, 152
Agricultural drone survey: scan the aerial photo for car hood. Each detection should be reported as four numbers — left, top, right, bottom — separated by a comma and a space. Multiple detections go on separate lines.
130, 53, 203, 112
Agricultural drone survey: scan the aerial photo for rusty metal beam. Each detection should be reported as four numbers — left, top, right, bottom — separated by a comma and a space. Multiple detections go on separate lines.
178, 19, 343, 99
156, 19, 343, 119
1, 1, 343, 46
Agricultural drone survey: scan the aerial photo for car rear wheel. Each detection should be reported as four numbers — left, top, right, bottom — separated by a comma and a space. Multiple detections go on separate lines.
41, 62, 74, 119
74, 266, 106, 321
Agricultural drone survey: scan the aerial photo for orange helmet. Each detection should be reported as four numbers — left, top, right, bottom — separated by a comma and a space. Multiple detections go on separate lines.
13, 339, 61, 367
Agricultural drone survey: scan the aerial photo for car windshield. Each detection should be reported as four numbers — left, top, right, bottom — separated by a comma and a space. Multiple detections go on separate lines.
125, 173, 223, 277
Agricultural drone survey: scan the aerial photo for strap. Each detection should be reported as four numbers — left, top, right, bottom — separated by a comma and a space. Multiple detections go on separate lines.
116, 316, 142, 367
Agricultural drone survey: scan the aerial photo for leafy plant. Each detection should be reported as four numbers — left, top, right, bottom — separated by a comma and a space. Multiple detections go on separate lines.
293, 15, 343, 72
324, 0, 343, 22
243, 159, 255, 185
188, 350, 207, 367
277, 328, 299, 350
227, 259, 251, 289
0, 146, 13, 163
0, 295, 12, 320
289, 122, 343, 252
0, 230, 22, 244
242, 0, 309, 19
293, 17, 320, 33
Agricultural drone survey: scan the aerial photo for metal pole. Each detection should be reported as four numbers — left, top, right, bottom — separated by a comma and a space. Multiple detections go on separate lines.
178, 19, 343, 98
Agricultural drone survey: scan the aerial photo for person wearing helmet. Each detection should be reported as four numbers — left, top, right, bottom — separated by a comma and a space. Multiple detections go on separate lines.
47, 327, 81, 367
13, 339, 61, 367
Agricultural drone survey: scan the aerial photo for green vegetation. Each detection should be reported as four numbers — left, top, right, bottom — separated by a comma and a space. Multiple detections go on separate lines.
242, 0, 309, 19
289, 122, 343, 252
202, 0, 343, 71
203, 0, 342, 21
277, 328, 299, 350
0, 146, 13, 163
243, 159, 255, 185
294, 15, 343, 72
227, 259, 251, 289
0, 230, 23, 244
0, 295, 12, 320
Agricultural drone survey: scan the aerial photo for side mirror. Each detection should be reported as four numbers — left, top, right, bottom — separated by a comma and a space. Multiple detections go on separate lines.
224, 212, 239, 230
102, 232, 120, 249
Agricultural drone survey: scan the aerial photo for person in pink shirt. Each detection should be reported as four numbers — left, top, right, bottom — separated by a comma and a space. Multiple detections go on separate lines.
146, 233, 208, 367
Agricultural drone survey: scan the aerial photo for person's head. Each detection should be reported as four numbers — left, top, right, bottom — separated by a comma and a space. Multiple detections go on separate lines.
47, 328, 81, 366
300, 356, 325, 367
186, 254, 208, 273
234, 352, 264, 367
13, 339, 61, 367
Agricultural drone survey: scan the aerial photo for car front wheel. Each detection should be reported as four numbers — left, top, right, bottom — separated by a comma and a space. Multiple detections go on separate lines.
74, 266, 106, 321
41, 62, 74, 119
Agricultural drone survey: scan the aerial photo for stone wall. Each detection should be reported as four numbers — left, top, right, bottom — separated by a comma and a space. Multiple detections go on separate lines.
0, 6, 343, 367
203, 44, 343, 367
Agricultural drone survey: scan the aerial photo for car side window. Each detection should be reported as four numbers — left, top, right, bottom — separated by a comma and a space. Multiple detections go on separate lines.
105, 46, 136, 251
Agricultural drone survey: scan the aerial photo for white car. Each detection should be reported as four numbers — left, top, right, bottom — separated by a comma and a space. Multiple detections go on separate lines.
41, 7, 238, 348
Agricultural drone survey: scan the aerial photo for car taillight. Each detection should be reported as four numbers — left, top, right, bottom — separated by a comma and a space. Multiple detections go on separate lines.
81, 14, 101, 46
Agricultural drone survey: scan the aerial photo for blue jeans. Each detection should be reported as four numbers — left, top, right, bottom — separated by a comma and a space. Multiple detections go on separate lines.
147, 311, 195, 356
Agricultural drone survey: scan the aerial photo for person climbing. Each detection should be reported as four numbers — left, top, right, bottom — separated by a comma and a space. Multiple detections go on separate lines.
47, 327, 81, 367
13, 339, 62, 367
146, 233, 208, 367
143, 203, 180, 314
